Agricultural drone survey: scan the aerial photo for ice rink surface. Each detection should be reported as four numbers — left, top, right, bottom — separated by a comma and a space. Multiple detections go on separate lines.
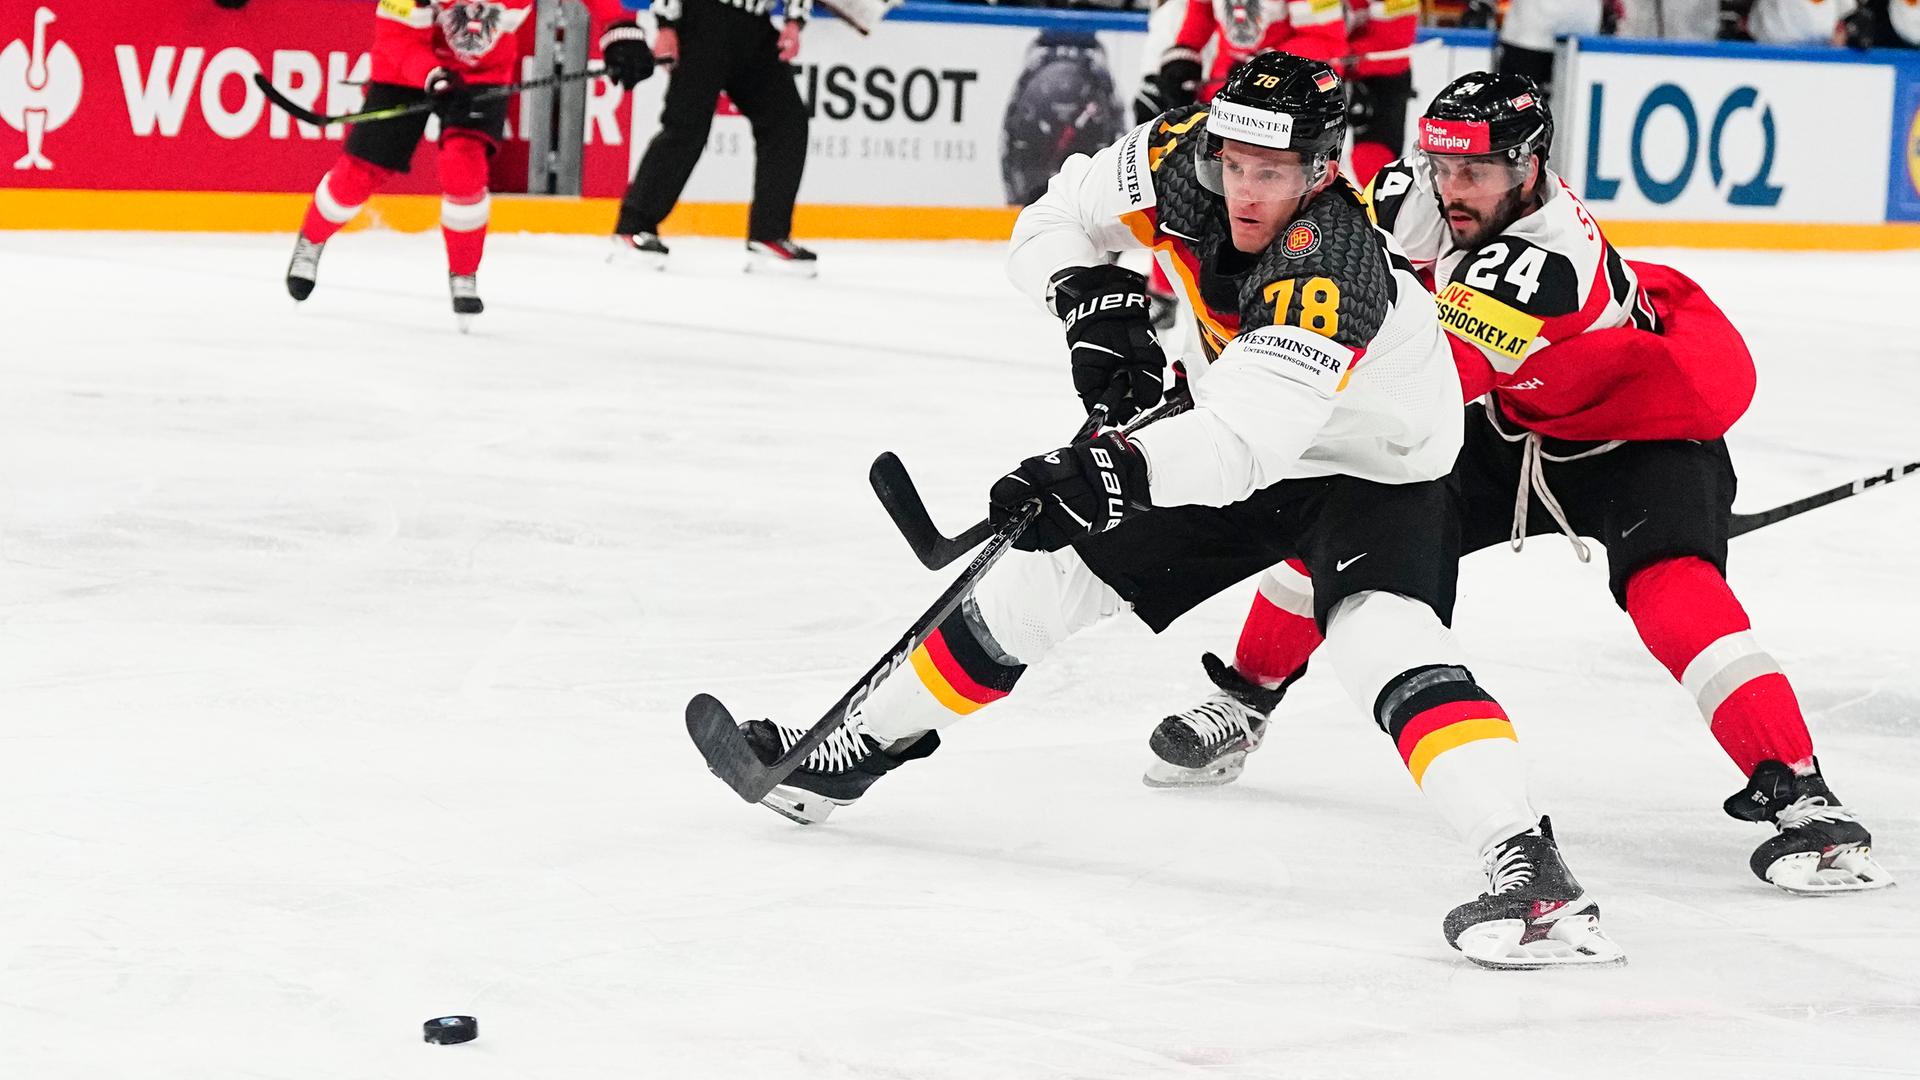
2, 231, 1917, 1079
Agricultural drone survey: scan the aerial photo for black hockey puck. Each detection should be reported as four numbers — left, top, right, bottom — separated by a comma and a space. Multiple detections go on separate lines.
423, 1016, 478, 1045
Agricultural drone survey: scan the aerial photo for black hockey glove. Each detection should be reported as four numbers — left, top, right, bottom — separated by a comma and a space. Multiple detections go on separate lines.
1049, 264, 1166, 423
989, 432, 1151, 553
599, 22, 657, 89
1158, 52, 1202, 111
424, 66, 470, 101
1346, 78, 1376, 129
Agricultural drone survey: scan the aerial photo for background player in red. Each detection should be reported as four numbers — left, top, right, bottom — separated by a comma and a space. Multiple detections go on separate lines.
1342, 0, 1416, 185
1141, 73, 1893, 896
1158, 0, 1349, 108
284, 0, 655, 328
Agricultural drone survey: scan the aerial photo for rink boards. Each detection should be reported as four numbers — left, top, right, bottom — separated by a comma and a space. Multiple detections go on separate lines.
2, 1, 1919, 247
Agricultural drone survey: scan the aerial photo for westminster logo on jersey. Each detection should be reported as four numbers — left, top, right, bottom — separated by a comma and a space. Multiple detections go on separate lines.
436, 1, 509, 61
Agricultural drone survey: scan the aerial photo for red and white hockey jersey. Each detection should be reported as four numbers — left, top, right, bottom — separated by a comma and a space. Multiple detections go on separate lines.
1365, 159, 1755, 441
372, 0, 629, 89
1170, 0, 1350, 98
1345, 0, 1418, 79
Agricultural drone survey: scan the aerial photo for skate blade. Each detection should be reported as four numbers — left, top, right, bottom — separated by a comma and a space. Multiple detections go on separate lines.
1766, 846, 1897, 895
609, 248, 667, 271
1142, 750, 1247, 789
745, 256, 819, 279
1455, 914, 1627, 971
456, 314, 475, 334
757, 784, 850, 826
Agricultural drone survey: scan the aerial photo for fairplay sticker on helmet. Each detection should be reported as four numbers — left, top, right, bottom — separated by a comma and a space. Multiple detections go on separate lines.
1207, 100, 1296, 149
1418, 118, 1492, 155
1282, 221, 1321, 258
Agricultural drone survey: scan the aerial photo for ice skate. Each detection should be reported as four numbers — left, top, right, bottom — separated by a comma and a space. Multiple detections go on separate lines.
745, 238, 819, 278
1443, 817, 1626, 970
449, 273, 483, 333
738, 717, 939, 825
286, 236, 324, 302
610, 231, 669, 270
1724, 759, 1894, 894
1143, 653, 1287, 788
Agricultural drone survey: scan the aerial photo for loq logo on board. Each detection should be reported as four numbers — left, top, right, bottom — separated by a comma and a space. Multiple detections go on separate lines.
1583, 81, 1782, 208
0, 7, 83, 170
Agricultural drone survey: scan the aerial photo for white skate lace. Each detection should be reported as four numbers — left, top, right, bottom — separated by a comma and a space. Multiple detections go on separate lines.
1776, 795, 1859, 832
776, 722, 874, 774
1485, 842, 1536, 894
449, 275, 480, 300
1178, 693, 1259, 749
1483, 401, 1621, 564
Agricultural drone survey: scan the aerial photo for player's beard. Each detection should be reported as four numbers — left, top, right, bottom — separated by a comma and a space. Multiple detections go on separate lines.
1444, 185, 1528, 250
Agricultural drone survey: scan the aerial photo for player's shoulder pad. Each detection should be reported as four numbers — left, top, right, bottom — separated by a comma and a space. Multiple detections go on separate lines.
1240, 181, 1393, 353
1145, 105, 1212, 242
1444, 235, 1581, 318
1362, 160, 1421, 234
1145, 104, 1210, 176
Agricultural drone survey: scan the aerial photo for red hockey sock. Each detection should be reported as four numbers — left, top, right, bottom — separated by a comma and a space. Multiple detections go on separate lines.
300, 155, 390, 244
1233, 559, 1325, 688
437, 131, 493, 277
1625, 556, 1814, 776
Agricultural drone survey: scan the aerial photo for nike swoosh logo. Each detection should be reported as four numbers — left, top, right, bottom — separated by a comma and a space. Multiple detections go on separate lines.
1162, 226, 1200, 242
1336, 553, 1367, 572
1621, 518, 1648, 539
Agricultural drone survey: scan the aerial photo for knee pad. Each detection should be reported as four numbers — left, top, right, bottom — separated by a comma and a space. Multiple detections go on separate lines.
969, 548, 1127, 666
317, 155, 393, 222
437, 130, 492, 200
1322, 590, 1467, 715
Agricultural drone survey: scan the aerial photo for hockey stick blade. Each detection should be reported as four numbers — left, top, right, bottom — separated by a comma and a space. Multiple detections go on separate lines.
687, 505, 1037, 807
685, 693, 780, 802
869, 452, 992, 570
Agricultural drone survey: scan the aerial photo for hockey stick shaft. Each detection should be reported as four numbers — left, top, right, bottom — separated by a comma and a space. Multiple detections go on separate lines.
252, 67, 605, 127
686, 503, 1040, 802
1728, 460, 1920, 538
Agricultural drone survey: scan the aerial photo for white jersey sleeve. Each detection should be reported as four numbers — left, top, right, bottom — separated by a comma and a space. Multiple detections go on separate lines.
1132, 324, 1352, 507
1006, 120, 1160, 310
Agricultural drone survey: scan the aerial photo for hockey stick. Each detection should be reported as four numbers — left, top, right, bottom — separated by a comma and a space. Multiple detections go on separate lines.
1729, 460, 1920, 538
871, 398, 1187, 570
686, 502, 1040, 803
251, 67, 606, 127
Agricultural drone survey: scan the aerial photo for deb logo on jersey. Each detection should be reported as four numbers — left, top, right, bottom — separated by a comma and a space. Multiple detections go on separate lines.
1583, 82, 1782, 208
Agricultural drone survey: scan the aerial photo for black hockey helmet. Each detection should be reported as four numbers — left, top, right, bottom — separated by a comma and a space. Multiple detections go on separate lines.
1196, 51, 1347, 200
1417, 71, 1554, 166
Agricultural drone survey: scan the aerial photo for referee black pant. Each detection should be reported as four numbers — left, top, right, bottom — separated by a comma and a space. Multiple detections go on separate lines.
615, 0, 809, 241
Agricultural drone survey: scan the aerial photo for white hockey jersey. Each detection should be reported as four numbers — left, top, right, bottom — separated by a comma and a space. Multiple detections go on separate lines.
1363, 160, 1659, 383
1007, 107, 1462, 509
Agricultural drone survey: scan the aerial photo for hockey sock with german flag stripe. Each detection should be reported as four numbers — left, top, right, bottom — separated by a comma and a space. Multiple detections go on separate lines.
853, 604, 1027, 744
1376, 664, 1537, 857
